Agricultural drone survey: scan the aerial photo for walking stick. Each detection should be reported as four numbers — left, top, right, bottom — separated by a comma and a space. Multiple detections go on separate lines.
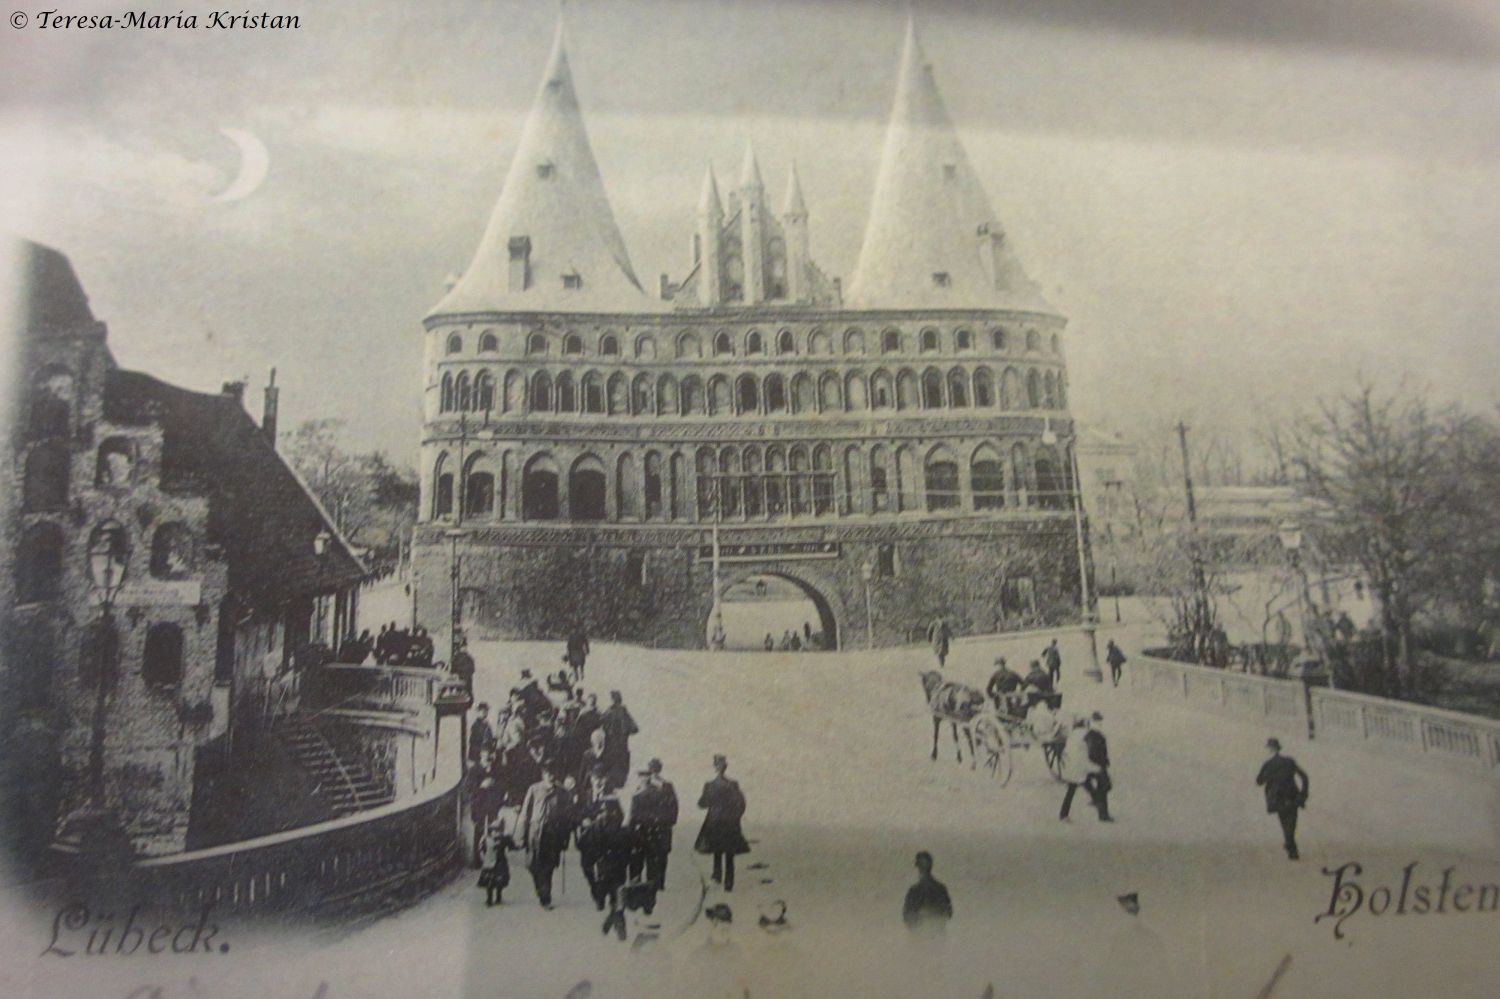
560, 853, 567, 898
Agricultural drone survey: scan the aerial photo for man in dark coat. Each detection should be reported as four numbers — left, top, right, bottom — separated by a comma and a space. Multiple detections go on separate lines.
902, 851, 953, 932
600, 690, 639, 789
576, 693, 602, 743
1044, 639, 1063, 686
1106, 640, 1128, 687
467, 703, 495, 770
450, 636, 476, 689
1256, 737, 1310, 860
629, 758, 679, 891
986, 657, 1024, 713
566, 629, 591, 681
505, 737, 546, 809
927, 617, 953, 669
695, 754, 750, 892
465, 748, 502, 867
575, 767, 627, 920
518, 763, 575, 909
515, 670, 552, 722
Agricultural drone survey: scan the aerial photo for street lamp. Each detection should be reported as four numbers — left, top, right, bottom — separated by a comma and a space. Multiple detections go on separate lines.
861, 558, 875, 651
446, 528, 464, 665
1059, 434, 1103, 682
1277, 519, 1333, 690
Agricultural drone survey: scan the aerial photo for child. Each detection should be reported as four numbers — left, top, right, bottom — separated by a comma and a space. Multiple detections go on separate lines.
478, 815, 516, 906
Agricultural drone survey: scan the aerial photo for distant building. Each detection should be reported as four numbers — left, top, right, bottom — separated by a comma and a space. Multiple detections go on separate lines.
413, 21, 1087, 648
1, 239, 367, 859
1075, 426, 1139, 542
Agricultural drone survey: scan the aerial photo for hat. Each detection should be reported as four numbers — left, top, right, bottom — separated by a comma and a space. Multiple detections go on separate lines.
647, 758, 663, 774
520, 669, 533, 679
1116, 892, 1138, 907
1266, 737, 1282, 751
712, 754, 728, 768
1091, 711, 1104, 722
993, 655, 1007, 665
705, 903, 733, 924
476, 702, 489, 712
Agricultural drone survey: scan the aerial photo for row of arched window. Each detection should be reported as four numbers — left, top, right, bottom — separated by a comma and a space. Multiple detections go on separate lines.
442, 325, 1062, 360
9, 616, 186, 704
427, 440, 1075, 525
14, 518, 194, 605
437, 365, 1068, 416
21, 436, 138, 513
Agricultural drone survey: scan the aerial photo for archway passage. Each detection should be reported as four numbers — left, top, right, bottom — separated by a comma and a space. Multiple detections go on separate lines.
712, 573, 838, 651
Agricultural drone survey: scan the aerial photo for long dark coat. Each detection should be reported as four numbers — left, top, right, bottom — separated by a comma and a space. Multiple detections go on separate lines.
518, 779, 574, 872
630, 779, 679, 853
1256, 753, 1309, 813
694, 776, 750, 855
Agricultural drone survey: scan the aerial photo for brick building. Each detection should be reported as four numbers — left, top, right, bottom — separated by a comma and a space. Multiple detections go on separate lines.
2, 240, 367, 861
414, 21, 1089, 649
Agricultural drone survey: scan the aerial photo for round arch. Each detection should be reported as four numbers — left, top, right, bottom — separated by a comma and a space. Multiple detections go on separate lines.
710, 565, 847, 652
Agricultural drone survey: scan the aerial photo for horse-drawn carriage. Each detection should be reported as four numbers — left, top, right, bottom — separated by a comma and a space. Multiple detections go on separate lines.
919, 670, 1066, 786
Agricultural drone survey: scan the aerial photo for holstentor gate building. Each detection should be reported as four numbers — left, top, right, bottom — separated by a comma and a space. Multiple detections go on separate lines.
413, 22, 1087, 650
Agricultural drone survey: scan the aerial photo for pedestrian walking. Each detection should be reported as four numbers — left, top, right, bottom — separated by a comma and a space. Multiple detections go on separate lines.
1255, 737, 1309, 860
518, 763, 575, 909
628, 758, 679, 891
566, 628, 591, 682
1059, 712, 1112, 822
466, 749, 502, 867
695, 754, 750, 892
576, 767, 629, 934
477, 816, 515, 907
1044, 638, 1062, 686
1106, 640, 1127, 687
450, 635, 476, 689
467, 703, 495, 769
927, 617, 953, 669
902, 851, 953, 932
600, 690, 639, 789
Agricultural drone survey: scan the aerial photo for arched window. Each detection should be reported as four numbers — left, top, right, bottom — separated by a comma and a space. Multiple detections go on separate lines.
455, 372, 472, 412
896, 369, 920, 410
736, 374, 760, 414
920, 329, 940, 353
23, 441, 69, 512
607, 373, 628, 415
96, 437, 134, 486
956, 329, 973, 351
657, 375, 679, 415
582, 371, 605, 414
777, 330, 796, 355
706, 376, 729, 416
947, 368, 969, 408
617, 453, 639, 519
844, 328, 866, 355
644, 452, 664, 519
478, 331, 499, 353
570, 456, 607, 521
881, 329, 901, 354
818, 372, 842, 412
718, 449, 741, 517
809, 330, 831, 354
475, 371, 496, 413
991, 328, 1008, 351
714, 332, 733, 357
920, 368, 944, 409
1025, 329, 1041, 352
464, 454, 494, 516
1001, 368, 1022, 409
29, 366, 74, 439
925, 448, 960, 512
1043, 371, 1057, 409
556, 372, 577, 412
812, 445, 834, 515
143, 623, 184, 689
677, 332, 702, 359
1035, 449, 1065, 510
973, 369, 995, 408
150, 522, 192, 580
746, 330, 764, 355
434, 453, 454, 518
563, 334, 584, 355
842, 445, 862, 514
678, 374, 703, 417
870, 370, 894, 410
1026, 369, 1042, 409
743, 446, 764, 517
766, 447, 787, 517
632, 373, 654, 415
971, 445, 1005, 510
16, 522, 64, 604
522, 454, 560, 520
529, 371, 553, 412
764, 374, 787, 413
446, 333, 463, 355
526, 333, 548, 356
696, 448, 717, 519
440, 373, 454, 413
600, 334, 620, 356
789, 446, 809, 515
635, 334, 657, 360
869, 446, 891, 512
845, 371, 868, 411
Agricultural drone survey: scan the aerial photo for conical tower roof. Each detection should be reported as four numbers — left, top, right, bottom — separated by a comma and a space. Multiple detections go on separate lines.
782, 161, 808, 217
739, 141, 765, 191
431, 23, 660, 316
847, 20, 1049, 312
698, 163, 723, 217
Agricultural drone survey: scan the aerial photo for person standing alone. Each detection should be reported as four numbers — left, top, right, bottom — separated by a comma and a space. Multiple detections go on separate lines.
1255, 738, 1309, 860
1106, 639, 1127, 687
927, 617, 953, 669
1044, 638, 1063, 687
695, 754, 750, 891
902, 851, 953, 932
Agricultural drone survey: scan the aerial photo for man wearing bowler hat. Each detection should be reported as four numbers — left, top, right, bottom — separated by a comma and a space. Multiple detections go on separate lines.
629, 758, 679, 891
1255, 737, 1310, 860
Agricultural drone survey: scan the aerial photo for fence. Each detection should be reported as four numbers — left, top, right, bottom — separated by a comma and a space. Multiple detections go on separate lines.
1129, 654, 1310, 734
1130, 653, 1500, 775
129, 775, 462, 916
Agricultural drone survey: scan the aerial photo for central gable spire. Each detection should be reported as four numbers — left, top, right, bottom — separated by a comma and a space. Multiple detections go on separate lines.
431, 19, 659, 316
847, 18, 1047, 311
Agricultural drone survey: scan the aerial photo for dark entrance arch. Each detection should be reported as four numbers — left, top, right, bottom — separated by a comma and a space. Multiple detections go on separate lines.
711, 570, 840, 651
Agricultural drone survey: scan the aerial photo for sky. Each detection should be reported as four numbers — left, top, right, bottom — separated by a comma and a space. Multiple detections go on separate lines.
4, 0, 1500, 465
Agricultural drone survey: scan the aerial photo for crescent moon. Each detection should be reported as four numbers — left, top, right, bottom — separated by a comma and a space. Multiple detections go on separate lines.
211, 127, 269, 203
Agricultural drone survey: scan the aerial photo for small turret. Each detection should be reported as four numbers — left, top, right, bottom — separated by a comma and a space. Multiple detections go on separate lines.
781, 161, 809, 302
739, 141, 766, 303
696, 163, 723, 306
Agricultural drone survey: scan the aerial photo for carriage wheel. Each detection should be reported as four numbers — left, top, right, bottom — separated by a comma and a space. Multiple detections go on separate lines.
972, 717, 1014, 787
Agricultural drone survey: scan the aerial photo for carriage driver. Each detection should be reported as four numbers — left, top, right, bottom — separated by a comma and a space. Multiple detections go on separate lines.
986, 657, 1027, 716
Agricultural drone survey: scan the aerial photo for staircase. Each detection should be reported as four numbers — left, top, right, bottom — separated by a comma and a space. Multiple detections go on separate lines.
278, 720, 395, 816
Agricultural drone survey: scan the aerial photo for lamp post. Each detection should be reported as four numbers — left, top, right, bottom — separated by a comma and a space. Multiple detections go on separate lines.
1048, 426, 1102, 682
1278, 519, 1333, 689
861, 559, 875, 651
446, 528, 464, 665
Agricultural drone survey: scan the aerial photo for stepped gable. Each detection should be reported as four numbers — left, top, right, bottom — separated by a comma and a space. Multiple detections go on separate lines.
847, 19, 1050, 313
431, 22, 661, 317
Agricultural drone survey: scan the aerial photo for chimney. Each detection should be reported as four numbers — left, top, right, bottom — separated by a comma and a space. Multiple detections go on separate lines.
221, 380, 246, 403
262, 368, 280, 448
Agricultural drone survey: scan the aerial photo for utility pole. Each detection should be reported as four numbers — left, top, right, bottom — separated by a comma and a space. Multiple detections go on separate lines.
1176, 421, 1212, 661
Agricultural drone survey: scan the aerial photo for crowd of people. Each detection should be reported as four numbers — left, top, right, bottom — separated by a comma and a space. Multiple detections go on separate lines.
337, 621, 437, 668
762, 622, 825, 651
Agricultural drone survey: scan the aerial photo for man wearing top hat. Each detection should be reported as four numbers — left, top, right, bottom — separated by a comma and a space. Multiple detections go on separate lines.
629, 758, 679, 891
695, 754, 750, 892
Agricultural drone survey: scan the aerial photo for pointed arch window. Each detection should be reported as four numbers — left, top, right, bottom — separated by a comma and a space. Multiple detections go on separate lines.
1026, 369, 1042, 409
764, 374, 787, 414
706, 376, 729, 416
920, 368, 944, 409
635, 334, 657, 360
607, 373, 628, 415
947, 368, 969, 408
746, 330, 764, 355
30, 367, 74, 440
529, 371, 553, 412
1025, 330, 1041, 352
844, 329, 866, 355
736, 374, 760, 414
475, 371, 496, 413
925, 449, 961, 512
632, 373, 654, 416
434, 454, 454, 518
973, 369, 995, 408
991, 328, 1008, 352
522, 454, 560, 521
680, 375, 705, 416
582, 372, 605, 414
455, 372, 472, 412
556, 373, 577, 412
972, 446, 1006, 510
464, 457, 495, 516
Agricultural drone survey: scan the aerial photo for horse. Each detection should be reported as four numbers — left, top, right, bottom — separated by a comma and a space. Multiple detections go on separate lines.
919, 670, 987, 767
